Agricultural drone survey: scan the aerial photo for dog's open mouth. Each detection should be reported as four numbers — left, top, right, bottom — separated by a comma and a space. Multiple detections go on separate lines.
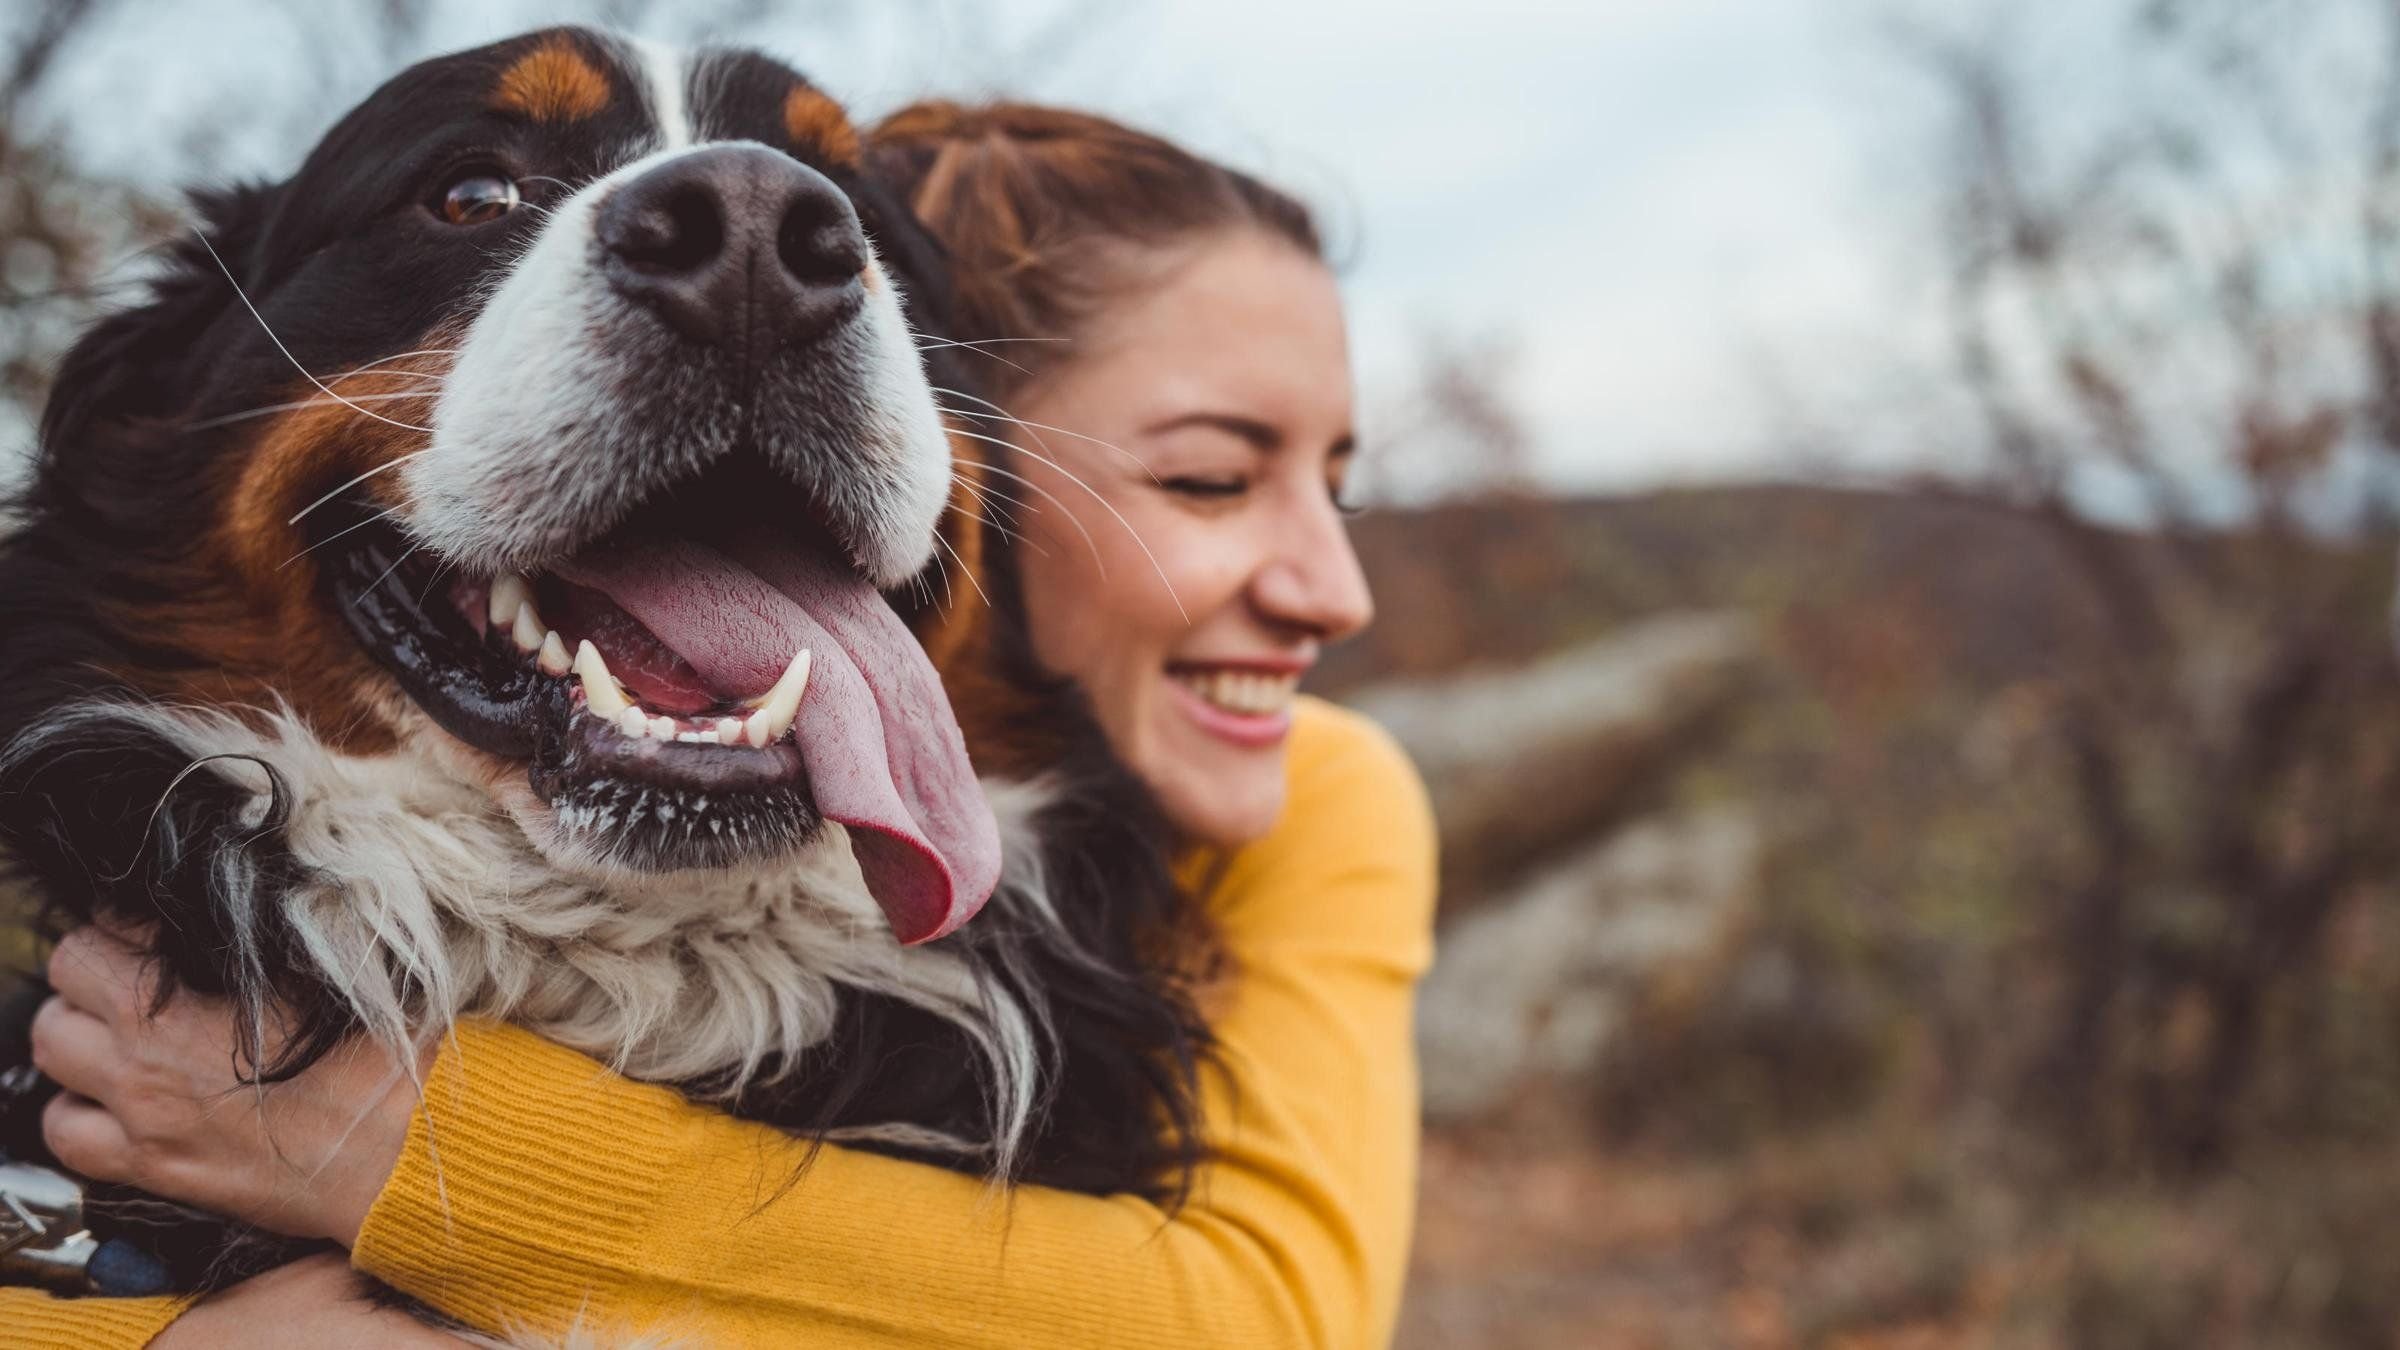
321, 461, 997, 944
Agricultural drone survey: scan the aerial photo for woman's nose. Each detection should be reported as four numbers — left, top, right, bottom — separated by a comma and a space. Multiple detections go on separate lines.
1251, 497, 1375, 641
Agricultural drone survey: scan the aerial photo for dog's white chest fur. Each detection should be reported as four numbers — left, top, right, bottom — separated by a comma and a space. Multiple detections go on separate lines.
61, 702, 1043, 1160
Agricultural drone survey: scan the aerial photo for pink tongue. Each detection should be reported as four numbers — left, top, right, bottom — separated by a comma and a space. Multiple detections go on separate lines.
554, 533, 1000, 944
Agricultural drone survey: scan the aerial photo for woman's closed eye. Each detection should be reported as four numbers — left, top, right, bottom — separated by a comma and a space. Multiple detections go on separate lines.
1162, 473, 1251, 502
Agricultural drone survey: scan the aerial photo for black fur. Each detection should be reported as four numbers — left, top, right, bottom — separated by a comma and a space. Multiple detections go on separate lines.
0, 27, 1208, 1300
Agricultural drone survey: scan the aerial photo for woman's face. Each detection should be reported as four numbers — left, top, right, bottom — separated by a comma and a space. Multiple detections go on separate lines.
1001, 228, 1373, 847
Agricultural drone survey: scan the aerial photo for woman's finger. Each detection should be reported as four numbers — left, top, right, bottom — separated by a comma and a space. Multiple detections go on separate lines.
42, 926, 149, 1027
27, 994, 120, 1100
40, 1090, 136, 1183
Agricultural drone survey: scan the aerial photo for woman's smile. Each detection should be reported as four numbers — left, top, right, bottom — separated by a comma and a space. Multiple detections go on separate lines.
1165, 659, 1309, 747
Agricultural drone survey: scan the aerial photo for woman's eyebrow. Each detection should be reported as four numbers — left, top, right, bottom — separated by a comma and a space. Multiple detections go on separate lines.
1140, 410, 1280, 451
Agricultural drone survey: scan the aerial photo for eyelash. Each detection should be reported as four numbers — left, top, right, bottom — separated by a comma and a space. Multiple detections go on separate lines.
1162, 475, 1248, 500
1162, 475, 1367, 518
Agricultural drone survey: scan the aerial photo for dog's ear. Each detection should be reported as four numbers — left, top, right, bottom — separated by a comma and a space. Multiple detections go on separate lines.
37, 182, 280, 458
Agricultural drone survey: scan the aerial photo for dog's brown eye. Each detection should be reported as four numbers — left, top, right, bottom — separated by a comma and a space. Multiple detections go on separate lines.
438, 171, 519, 226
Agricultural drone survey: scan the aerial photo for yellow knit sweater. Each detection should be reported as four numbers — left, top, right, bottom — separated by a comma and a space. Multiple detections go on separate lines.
3, 698, 1435, 1348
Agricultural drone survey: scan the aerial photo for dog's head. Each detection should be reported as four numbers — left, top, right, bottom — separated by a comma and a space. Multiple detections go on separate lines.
27, 28, 999, 943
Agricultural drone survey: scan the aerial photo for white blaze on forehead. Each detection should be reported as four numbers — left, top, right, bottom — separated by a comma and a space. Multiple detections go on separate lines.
629, 37, 691, 150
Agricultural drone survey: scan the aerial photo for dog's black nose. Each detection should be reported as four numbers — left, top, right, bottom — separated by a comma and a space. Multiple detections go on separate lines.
597, 145, 869, 353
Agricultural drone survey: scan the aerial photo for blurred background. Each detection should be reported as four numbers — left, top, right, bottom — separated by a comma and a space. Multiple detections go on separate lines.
8, 1, 2400, 1345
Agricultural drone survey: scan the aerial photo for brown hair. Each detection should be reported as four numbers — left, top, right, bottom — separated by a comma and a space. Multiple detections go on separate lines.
867, 100, 1322, 404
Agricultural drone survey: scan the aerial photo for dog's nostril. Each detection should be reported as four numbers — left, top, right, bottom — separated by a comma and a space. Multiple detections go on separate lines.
609, 184, 724, 274
779, 196, 868, 285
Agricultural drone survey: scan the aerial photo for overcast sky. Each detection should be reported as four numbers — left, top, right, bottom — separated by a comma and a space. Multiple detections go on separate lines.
22, 0, 1935, 498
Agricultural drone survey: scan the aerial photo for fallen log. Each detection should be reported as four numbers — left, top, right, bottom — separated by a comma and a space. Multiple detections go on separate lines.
1344, 610, 1762, 912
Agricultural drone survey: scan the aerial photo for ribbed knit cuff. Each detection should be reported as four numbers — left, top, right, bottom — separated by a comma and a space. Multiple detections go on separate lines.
0, 1290, 190, 1348
351, 1019, 683, 1337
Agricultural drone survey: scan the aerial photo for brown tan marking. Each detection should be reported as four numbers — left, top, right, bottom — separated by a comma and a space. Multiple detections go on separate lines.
783, 86, 863, 169
493, 38, 611, 123
103, 358, 455, 753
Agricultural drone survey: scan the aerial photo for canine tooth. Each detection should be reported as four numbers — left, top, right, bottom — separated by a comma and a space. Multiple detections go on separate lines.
537, 631, 572, 677
488, 573, 532, 630
618, 706, 650, 738
742, 648, 812, 746
742, 708, 774, 749
649, 716, 676, 740
574, 640, 631, 719
715, 717, 745, 743
510, 602, 545, 653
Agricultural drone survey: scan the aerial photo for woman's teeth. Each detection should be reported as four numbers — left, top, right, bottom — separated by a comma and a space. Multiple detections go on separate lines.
1174, 667, 1300, 717
486, 572, 809, 748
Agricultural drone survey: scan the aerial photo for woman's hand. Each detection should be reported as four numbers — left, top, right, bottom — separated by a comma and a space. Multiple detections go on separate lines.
28, 924, 424, 1247
151, 1253, 473, 1348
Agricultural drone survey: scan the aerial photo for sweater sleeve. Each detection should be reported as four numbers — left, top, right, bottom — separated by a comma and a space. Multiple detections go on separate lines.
350, 699, 1437, 1349
0, 1289, 187, 1347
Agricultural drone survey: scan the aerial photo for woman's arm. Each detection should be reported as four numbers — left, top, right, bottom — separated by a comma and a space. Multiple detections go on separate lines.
353, 700, 1435, 1349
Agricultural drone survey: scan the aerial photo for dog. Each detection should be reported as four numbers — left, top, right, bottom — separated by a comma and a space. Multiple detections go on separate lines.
0, 27, 1207, 1298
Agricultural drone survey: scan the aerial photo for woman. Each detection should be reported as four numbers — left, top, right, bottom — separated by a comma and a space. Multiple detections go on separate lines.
9, 101, 1434, 1348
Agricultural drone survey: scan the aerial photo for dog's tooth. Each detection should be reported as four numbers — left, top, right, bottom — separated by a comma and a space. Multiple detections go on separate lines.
649, 716, 676, 740
715, 717, 745, 744
742, 709, 774, 749
575, 640, 631, 719
488, 573, 532, 630
537, 631, 572, 677
618, 705, 650, 738
748, 648, 812, 745
510, 602, 545, 654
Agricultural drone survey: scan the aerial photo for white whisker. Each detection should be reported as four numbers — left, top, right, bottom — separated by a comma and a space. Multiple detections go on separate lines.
915, 336, 1072, 348
956, 477, 1028, 531
955, 479, 1045, 554
359, 541, 424, 599
926, 534, 957, 609
956, 446, 1107, 578
917, 338, 1034, 378
193, 231, 437, 435
933, 386, 1156, 481
326, 347, 462, 382
953, 429, 1188, 622
190, 390, 437, 432
416, 556, 461, 611
933, 530, 993, 611
279, 505, 400, 570
287, 452, 426, 527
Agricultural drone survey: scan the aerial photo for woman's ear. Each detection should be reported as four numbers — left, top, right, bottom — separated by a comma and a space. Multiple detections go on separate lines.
37, 181, 280, 459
